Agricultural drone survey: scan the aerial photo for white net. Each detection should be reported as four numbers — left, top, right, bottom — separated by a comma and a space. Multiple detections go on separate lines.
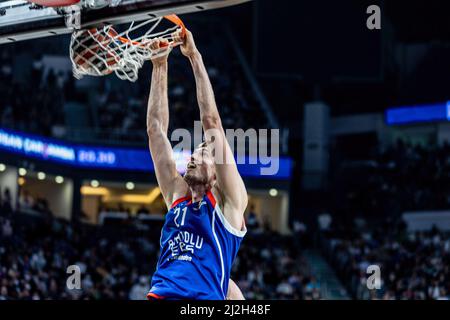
82, 0, 123, 9
69, 15, 184, 82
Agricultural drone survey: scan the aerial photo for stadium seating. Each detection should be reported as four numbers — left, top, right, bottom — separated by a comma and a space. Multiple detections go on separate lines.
330, 140, 450, 218
0, 207, 318, 300
320, 219, 450, 300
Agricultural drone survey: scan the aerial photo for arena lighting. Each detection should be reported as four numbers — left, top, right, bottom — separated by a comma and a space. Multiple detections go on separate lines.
0, 128, 292, 179
90, 180, 100, 188
37, 172, 46, 180
126, 182, 135, 190
108, 187, 161, 204
269, 188, 278, 197
146, 187, 161, 203
447, 101, 450, 120
0, 163, 5, 172
80, 186, 109, 196
18, 168, 27, 176
18, 177, 25, 186
386, 101, 450, 125
55, 176, 64, 184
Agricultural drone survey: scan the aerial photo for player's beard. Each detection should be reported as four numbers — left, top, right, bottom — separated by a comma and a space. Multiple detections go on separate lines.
183, 169, 208, 187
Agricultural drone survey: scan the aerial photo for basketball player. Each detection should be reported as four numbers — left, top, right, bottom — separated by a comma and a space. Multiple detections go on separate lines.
145, 30, 247, 300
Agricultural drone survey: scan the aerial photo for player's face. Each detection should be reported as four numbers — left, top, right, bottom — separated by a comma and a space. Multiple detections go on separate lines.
183, 143, 216, 187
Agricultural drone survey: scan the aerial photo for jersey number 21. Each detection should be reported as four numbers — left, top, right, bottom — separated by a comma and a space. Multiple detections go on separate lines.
174, 207, 187, 227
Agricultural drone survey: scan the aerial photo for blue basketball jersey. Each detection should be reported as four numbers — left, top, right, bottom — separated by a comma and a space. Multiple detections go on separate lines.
147, 190, 246, 300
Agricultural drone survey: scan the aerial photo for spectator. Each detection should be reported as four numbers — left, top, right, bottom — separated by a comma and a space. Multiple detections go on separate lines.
1, 188, 12, 216
246, 205, 260, 231
1, 218, 13, 238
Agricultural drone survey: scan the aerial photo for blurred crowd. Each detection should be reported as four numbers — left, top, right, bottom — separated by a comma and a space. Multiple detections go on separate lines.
17, 190, 53, 219
232, 231, 320, 300
321, 218, 450, 300
0, 48, 66, 137
375, 140, 450, 211
0, 23, 269, 145
0, 213, 158, 300
324, 139, 450, 300
332, 140, 450, 219
0, 207, 315, 300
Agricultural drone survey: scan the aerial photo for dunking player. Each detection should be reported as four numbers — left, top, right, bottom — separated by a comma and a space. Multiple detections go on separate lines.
145, 29, 247, 300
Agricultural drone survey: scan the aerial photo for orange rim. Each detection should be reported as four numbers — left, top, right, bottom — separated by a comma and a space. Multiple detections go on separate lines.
112, 14, 186, 48
164, 14, 187, 38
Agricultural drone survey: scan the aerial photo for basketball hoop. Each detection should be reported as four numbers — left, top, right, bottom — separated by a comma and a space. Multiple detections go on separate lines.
70, 14, 186, 82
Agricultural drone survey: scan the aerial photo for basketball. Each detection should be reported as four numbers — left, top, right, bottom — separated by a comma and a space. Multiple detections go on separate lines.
71, 29, 117, 76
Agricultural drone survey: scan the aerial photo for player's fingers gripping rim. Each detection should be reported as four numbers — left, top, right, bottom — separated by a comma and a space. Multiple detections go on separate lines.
148, 38, 159, 51
171, 29, 185, 45
148, 37, 167, 50
147, 37, 171, 59
150, 38, 173, 60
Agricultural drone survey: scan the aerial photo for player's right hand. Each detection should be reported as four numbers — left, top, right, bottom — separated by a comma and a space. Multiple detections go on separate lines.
148, 37, 172, 64
175, 29, 199, 58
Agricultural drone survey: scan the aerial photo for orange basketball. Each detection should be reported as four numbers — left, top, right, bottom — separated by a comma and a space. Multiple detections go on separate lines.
72, 29, 118, 76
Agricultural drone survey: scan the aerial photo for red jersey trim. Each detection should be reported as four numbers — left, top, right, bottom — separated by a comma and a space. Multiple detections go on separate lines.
147, 292, 165, 300
170, 196, 190, 209
206, 190, 216, 207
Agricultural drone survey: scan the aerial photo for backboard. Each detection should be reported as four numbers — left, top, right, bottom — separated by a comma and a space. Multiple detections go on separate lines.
0, 0, 251, 44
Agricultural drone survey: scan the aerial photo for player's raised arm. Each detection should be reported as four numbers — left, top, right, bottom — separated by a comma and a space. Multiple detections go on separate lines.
177, 30, 248, 228
147, 38, 188, 209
